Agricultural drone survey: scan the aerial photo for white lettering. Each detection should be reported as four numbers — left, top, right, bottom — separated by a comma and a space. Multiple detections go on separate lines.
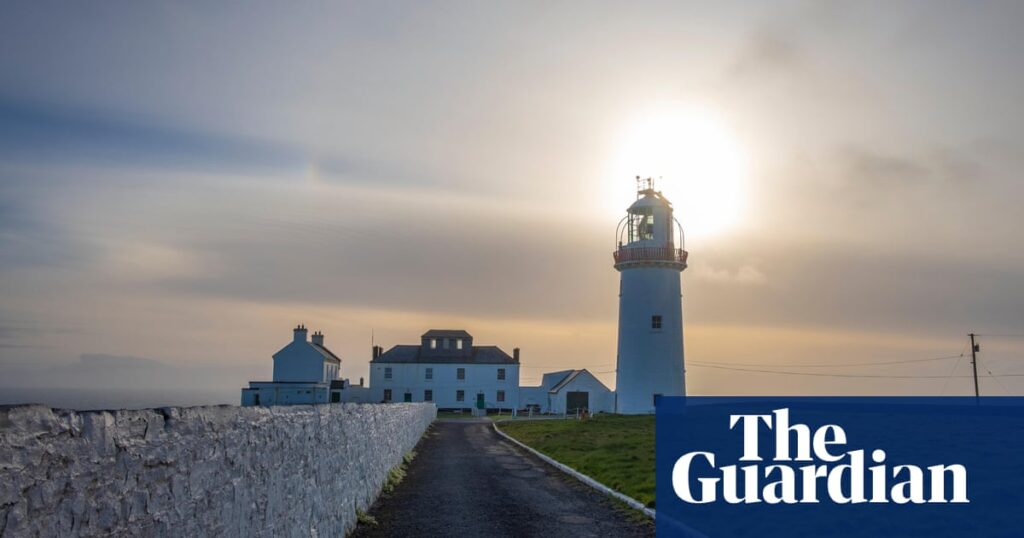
730, 414, 772, 461
671, 409, 970, 505
672, 452, 718, 503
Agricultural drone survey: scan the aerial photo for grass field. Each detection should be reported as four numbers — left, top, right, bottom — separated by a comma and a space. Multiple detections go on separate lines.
434, 410, 522, 420
498, 414, 655, 506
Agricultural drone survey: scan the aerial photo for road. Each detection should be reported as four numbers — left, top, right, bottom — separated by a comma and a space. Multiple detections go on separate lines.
352, 419, 653, 537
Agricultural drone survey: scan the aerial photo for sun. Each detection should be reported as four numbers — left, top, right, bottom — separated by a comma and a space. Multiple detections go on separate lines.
606, 104, 749, 240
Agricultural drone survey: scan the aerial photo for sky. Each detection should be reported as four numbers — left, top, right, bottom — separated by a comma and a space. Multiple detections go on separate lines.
2, 1, 1023, 407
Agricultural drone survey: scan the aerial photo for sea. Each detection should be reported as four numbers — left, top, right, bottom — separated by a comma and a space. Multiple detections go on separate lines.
0, 387, 237, 411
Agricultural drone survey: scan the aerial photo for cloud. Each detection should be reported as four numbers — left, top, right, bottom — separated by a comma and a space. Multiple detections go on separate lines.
0, 352, 240, 392
685, 237, 1024, 337
727, 29, 804, 82
691, 263, 768, 286
840, 147, 929, 187
0, 96, 303, 172
77, 353, 166, 369
2, 1, 1024, 402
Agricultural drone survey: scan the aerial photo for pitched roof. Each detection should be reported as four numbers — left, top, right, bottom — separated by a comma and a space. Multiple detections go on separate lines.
311, 343, 341, 364
549, 370, 583, 393
373, 344, 517, 364
548, 369, 610, 394
421, 329, 472, 339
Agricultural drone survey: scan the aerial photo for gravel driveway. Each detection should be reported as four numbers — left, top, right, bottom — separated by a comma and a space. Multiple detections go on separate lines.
351, 419, 653, 537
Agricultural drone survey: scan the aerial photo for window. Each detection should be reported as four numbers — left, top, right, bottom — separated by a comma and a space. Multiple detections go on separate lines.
456, 338, 463, 350
425, 367, 433, 380
497, 390, 505, 402
383, 389, 392, 402
628, 207, 655, 242
430, 338, 437, 349
456, 390, 465, 402
443, 338, 449, 349
424, 389, 433, 401
384, 367, 393, 380
457, 367, 465, 380
651, 315, 663, 330
497, 368, 506, 381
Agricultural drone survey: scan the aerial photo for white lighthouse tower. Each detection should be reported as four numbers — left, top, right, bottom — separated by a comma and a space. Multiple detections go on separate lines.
613, 177, 688, 414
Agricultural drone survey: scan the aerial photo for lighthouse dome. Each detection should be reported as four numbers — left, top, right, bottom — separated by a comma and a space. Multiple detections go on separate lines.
627, 190, 672, 212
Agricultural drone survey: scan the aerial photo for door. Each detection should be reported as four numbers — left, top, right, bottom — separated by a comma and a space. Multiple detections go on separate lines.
476, 393, 486, 409
404, 392, 412, 402
566, 391, 589, 413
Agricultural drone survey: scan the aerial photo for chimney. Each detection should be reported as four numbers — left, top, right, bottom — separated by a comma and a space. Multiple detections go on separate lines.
359, 377, 364, 386
513, 347, 520, 362
372, 345, 383, 359
293, 324, 308, 342
311, 330, 324, 345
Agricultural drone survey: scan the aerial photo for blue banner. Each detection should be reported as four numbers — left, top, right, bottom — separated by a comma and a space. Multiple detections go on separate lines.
655, 397, 1024, 537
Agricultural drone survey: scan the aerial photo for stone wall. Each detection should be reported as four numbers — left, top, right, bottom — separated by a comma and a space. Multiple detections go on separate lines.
0, 402, 436, 537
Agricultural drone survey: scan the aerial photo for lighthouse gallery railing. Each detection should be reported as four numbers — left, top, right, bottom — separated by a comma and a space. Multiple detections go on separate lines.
613, 246, 688, 264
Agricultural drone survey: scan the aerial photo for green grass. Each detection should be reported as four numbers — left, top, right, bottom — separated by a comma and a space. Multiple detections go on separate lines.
498, 414, 655, 507
382, 450, 417, 493
435, 410, 520, 420
355, 510, 378, 527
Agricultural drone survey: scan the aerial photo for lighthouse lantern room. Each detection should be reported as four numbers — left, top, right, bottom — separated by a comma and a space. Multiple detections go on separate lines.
613, 177, 688, 414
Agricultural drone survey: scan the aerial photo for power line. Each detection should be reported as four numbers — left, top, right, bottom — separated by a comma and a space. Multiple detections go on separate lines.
689, 363, 1024, 379
980, 356, 1014, 396
940, 343, 969, 395
520, 363, 615, 369
688, 354, 963, 368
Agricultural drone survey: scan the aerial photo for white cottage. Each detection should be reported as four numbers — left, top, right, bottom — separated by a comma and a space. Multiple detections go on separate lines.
520, 369, 614, 414
367, 329, 520, 412
240, 325, 343, 406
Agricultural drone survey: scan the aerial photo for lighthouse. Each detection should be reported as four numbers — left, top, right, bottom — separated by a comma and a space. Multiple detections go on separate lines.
613, 178, 688, 414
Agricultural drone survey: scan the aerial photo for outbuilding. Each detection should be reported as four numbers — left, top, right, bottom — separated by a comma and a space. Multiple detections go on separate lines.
520, 369, 613, 415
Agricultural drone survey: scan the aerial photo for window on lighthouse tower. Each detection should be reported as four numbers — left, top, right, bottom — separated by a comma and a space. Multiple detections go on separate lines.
640, 213, 654, 240
651, 315, 663, 330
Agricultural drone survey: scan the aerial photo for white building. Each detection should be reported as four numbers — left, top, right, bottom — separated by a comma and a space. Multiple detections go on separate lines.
613, 179, 688, 413
367, 329, 520, 412
241, 325, 343, 406
520, 369, 614, 415
331, 377, 373, 403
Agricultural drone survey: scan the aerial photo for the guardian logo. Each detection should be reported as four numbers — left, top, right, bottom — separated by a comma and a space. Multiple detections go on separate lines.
672, 408, 969, 505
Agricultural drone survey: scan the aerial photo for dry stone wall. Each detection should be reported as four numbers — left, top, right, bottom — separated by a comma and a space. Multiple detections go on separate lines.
0, 402, 436, 537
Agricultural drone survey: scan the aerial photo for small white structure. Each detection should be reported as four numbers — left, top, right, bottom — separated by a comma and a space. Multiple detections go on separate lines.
241, 325, 343, 406
520, 369, 614, 415
331, 377, 373, 403
613, 179, 688, 414
365, 329, 520, 412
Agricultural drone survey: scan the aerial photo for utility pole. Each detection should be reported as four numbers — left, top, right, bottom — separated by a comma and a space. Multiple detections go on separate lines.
969, 333, 980, 402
